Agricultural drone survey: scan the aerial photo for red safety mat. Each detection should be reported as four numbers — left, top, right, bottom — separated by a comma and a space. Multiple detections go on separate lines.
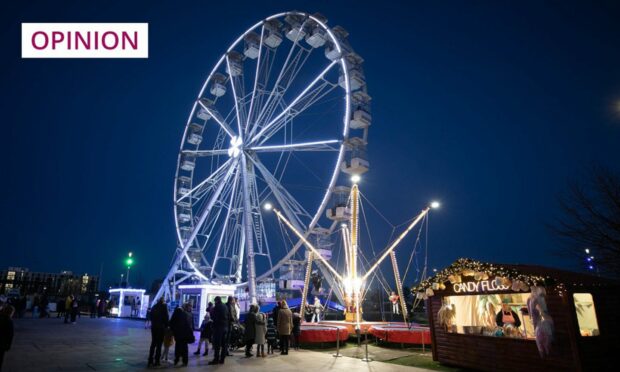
368, 325, 431, 344
298, 325, 350, 343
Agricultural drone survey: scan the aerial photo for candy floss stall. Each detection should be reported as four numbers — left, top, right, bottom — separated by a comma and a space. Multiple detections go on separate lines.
414, 258, 619, 372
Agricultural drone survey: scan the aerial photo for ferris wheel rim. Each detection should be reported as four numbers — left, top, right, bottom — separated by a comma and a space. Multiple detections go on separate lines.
171, 10, 354, 287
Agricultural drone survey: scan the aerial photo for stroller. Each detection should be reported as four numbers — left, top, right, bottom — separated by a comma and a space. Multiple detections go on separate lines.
228, 323, 246, 351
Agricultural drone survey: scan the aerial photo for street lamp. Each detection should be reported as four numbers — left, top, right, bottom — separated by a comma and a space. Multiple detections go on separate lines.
125, 252, 134, 288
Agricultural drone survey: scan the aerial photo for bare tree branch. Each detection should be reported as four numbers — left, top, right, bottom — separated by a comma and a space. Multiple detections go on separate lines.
549, 166, 620, 278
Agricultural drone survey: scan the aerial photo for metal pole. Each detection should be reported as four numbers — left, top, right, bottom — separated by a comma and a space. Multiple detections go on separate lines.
126, 267, 130, 288
361, 330, 371, 362
333, 327, 342, 358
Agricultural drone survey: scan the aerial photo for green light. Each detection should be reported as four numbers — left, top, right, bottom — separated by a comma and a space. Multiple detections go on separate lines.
125, 257, 134, 266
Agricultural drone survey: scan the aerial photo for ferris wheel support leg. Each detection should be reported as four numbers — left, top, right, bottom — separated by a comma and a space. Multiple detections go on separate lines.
241, 154, 258, 305
151, 160, 238, 306
390, 251, 408, 324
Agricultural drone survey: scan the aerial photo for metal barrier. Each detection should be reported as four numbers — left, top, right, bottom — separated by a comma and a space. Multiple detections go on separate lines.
300, 323, 344, 358
361, 329, 372, 362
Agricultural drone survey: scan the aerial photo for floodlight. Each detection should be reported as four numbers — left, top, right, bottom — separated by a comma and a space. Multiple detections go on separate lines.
430, 201, 440, 209
350, 174, 361, 183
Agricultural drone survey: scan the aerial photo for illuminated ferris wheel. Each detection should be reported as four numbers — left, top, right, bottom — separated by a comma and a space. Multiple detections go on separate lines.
155, 11, 371, 304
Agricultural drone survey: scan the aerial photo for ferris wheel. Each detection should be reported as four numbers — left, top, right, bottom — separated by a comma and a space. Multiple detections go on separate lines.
155, 11, 372, 305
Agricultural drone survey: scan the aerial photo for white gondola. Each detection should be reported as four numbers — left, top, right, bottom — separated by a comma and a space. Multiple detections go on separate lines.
339, 68, 365, 90
305, 227, 333, 260
305, 22, 326, 48
339, 52, 366, 90
284, 14, 306, 42
177, 176, 191, 196
197, 108, 211, 121
178, 208, 191, 223
350, 91, 372, 129
226, 51, 244, 77
196, 98, 213, 120
243, 32, 261, 59
209, 73, 227, 97
180, 154, 196, 171
326, 186, 351, 221
340, 137, 369, 175
187, 122, 203, 145
350, 108, 372, 129
264, 20, 283, 48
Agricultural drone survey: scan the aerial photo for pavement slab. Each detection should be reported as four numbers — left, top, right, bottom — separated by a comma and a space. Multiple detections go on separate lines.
3, 317, 432, 372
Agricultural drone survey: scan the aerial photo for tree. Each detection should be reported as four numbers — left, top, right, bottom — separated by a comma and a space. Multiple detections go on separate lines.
550, 167, 620, 278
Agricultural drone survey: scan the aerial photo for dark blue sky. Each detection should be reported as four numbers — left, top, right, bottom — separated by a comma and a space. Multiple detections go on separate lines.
2, 0, 619, 288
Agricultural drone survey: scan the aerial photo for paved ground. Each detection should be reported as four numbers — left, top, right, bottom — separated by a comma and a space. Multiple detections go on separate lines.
3, 317, 433, 371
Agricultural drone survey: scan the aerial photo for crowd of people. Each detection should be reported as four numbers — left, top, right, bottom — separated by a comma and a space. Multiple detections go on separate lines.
146, 296, 308, 368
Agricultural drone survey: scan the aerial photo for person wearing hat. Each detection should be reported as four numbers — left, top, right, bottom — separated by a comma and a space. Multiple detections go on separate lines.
496, 298, 521, 328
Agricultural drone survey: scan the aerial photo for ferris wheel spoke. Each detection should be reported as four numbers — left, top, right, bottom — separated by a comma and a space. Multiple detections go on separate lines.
249, 155, 313, 228
182, 149, 230, 157
198, 99, 236, 138
249, 139, 340, 153
210, 163, 240, 278
249, 60, 338, 146
167, 158, 239, 285
245, 24, 266, 135
226, 55, 245, 137
176, 158, 233, 204
251, 20, 309, 136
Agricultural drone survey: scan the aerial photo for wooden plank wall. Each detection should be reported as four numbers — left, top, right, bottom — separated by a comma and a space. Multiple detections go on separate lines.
428, 290, 578, 372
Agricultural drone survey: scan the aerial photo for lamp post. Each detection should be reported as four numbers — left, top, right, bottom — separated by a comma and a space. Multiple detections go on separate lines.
125, 252, 134, 288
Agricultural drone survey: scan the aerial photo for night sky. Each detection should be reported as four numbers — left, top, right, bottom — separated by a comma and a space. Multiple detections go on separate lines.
2, 0, 619, 289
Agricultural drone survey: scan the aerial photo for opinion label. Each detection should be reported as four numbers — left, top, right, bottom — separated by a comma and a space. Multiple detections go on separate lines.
21, 23, 149, 58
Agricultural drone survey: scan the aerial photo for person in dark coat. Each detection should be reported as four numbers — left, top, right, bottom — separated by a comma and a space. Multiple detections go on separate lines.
292, 312, 302, 350
148, 297, 169, 367
209, 296, 230, 365
277, 300, 293, 355
0, 305, 15, 371
272, 301, 281, 329
70, 296, 79, 323
169, 305, 194, 366
244, 304, 258, 357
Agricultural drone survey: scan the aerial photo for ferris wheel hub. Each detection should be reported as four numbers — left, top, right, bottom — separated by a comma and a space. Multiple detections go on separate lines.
227, 136, 243, 158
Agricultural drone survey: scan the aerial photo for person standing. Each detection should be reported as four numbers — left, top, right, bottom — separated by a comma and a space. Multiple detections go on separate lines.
255, 310, 267, 357
70, 296, 79, 324
209, 296, 230, 365
243, 304, 257, 357
148, 297, 169, 367
169, 305, 194, 366
389, 291, 400, 315
194, 312, 211, 356
0, 305, 15, 371
206, 302, 214, 319
225, 297, 237, 356
311, 297, 323, 323
292, 311, 301, 350
64, 295, 72, 323
265, 317, 277, 355
277, 300, 293, 355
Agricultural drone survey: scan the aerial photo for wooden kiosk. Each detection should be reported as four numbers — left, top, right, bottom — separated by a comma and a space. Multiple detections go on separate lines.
415, 258, 619, 372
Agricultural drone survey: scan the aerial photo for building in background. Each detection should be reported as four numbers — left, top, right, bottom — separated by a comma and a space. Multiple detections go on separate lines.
0, 267, 99, 296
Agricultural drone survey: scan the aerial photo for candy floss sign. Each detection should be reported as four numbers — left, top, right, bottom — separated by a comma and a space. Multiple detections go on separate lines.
453, 280, 510, 294
21, 23, 148, 58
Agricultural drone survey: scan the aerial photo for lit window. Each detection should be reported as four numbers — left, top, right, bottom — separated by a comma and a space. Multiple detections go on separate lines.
441, 294, 535, 339
573, 293, 600, 336
7, 271, 15, 281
